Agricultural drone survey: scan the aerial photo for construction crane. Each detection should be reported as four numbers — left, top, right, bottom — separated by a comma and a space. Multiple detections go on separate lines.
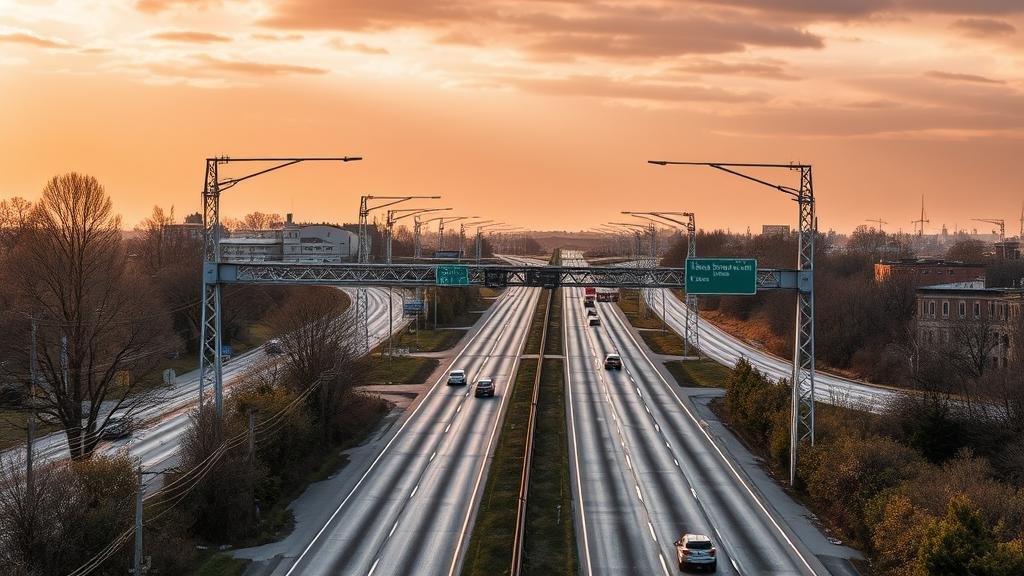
866, 217, 888, 232
973, 218, 1006, 259
911, 195, 929, 237
973, 218, 1005, 241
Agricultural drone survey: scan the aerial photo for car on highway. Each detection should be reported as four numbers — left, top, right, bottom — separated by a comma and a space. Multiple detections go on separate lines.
475, 377, 495, 397
588, 317, 601, 327
101, 415, 135, 440
586, 309, 598, 317
264, 338, 283, 354
447, 369, 467, 386
674, 533, 716, 572
603, 353, 622, 370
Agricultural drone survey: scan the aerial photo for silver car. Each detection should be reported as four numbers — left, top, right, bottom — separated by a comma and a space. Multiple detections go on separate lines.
675, 533, 716, 572
447, 369, 467, 386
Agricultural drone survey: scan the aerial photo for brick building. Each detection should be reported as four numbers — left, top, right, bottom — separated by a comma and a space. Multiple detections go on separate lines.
916, 281, 1023, 369
875, 258, 985, 287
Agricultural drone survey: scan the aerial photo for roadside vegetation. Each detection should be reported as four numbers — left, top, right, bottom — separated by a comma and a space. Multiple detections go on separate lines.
716, 359, 1024, 574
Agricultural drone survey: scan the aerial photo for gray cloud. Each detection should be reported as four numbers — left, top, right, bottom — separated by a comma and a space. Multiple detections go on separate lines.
950, 17, 1017, 36
925, 70, 1004, 84
672, 58, 802, 80
509, 74, 769, 104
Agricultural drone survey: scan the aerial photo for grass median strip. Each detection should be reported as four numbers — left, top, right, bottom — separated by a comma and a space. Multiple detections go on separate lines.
523, 358, 576, 575
390, 326, 465, 352
664, 359, 731, 388
463, 358, 537, 576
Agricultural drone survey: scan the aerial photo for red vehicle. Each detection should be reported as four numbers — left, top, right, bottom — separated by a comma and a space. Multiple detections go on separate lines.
584, 287, 596, 307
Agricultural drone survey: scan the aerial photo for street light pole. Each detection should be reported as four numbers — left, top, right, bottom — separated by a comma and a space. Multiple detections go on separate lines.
199, 156, 361, 422
623, 211, 699, 356
649, 160, 816, 486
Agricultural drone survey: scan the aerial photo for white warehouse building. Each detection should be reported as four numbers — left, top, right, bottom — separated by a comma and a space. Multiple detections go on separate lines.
220, 214, 362, 263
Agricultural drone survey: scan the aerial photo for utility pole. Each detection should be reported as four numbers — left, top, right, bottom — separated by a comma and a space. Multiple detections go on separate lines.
25, 417, 34, 510
133, 463, 144, 576
912, 195, 929, 237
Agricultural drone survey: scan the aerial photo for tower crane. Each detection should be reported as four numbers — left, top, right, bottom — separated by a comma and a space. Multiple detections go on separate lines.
973, 218, 1006, 259
866, 217, 888, 232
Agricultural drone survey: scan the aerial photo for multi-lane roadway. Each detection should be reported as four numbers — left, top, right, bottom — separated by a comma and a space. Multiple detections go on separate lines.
242, 285, 540, 576
7, 287, 409, 474
642, 286, 900, 411
557, 251, 825, 575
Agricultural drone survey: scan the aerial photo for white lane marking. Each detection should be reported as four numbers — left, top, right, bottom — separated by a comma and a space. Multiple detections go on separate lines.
456, 404, 463, 413
659, 554, 671, 576
388, 521, 399, 539
429, 451, 436, 462
367, 557, 380, 576
635, 386, 642, 397
410, 483, 419, 498
563, 291, 595, 576
674, 459, 679, 467
732, 558, 741, 573
648, 521, 657, 542
613, 309, 823, 575
284, 288, 517, 576
444, 423, 451, 433
691, 488, 698, 500
625, 454, 632, 470
654, 423, 661, 433
645, 405, 651, 414
447, 287, 542, 576
635, 484, 644, 503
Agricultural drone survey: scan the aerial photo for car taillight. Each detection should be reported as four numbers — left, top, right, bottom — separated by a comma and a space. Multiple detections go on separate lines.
680, 549, 690, 556
709, 548, 716, 557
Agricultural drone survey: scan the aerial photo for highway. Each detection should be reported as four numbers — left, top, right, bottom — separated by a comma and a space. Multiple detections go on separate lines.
263, 285, 540, 576
557, 252, 821, 575
7, 287, 409, 473
642, 287, 900, 411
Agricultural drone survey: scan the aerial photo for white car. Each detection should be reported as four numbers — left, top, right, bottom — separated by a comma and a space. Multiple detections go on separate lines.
675, 533, 716, 572
447, 369, 467, 386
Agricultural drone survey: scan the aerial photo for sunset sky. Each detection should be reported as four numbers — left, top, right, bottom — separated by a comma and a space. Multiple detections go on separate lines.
1, 0, 1023, 234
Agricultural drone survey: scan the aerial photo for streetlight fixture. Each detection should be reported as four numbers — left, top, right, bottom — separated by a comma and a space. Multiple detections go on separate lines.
200, 156, 361, 420
437, 216, 478, 252
623, 211, 699, 356
475, 222, 505, 263
649, 159, 816, 487
385, 207, 451, 263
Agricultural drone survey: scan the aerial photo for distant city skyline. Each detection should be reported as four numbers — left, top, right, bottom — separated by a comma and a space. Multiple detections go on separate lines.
1, 1, 1022, 233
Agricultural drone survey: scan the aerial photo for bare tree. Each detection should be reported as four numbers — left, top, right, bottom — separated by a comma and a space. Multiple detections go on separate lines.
268, 288, 364, 438
0, 196, 33, 254
241, 211, 283, 231
950, 317, 1001, 380
5, 173, 176, 458
134, 204, 176, 274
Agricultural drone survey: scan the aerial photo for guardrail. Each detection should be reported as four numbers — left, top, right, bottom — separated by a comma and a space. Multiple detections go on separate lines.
510, 289, 553, 575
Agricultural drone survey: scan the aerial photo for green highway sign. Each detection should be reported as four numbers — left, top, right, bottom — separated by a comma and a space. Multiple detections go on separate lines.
436, 264, 470, 286
685, 258, 757, 295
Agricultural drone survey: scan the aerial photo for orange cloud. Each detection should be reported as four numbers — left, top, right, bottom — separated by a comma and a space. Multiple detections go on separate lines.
0, 31, 71, 49
151, 30, 232, 43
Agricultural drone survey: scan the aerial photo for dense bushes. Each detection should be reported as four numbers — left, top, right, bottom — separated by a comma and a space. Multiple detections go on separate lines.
717, 360, 1024, 574
0, 452, 137, 575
